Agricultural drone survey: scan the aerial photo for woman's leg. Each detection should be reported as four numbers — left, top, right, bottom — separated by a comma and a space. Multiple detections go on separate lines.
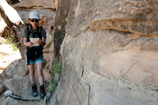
28, 63, 38, 97
36, 63, 45, 98
28, 64, 35, 84
36, 63, 44, 85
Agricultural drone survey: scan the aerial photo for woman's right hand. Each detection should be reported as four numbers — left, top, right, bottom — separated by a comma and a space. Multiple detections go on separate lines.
28, 42, 34, 46
23, 38, 34, 47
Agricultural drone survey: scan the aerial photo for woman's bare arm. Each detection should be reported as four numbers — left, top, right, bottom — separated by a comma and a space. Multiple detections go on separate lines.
23, 37, 34, 47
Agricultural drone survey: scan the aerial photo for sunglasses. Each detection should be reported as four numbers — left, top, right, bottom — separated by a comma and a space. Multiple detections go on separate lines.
30, 19, 39, 22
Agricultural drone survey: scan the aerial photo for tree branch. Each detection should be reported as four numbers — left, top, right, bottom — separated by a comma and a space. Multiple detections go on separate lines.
0, 6, 19, 28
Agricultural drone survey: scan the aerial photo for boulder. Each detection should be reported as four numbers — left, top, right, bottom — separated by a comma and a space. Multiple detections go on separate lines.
1, 97, 22, 105
3, 77, 31, 98
5, 59, 28, 78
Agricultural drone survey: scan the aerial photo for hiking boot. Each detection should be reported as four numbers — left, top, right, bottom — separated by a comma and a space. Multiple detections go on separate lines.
40, 84, 46, 98
32, 83, 38, 97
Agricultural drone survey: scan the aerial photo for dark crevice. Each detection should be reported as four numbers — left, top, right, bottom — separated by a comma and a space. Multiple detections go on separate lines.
54, 0, 71, 58
81, 65, 91, 105
6, 0, 20, 5
14, 6, 56, 12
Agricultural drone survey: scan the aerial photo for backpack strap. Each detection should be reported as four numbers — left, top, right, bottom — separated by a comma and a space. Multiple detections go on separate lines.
37, 26, 43, 50
26, 25, 31, 42
38, 26, 42, 40
39, 26, 42, 34
26, 25, 31, 65
27, 25, 42, 40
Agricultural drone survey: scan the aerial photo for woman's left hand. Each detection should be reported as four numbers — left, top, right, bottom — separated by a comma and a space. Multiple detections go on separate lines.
35, 39, 42, 45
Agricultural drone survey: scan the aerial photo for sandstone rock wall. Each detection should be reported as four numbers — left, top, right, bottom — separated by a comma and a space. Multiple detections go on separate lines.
13, 0, 56, 25
52, 0, 158, 105
12, 0, 55, 31
52, 0, 59, 9
53, 0, 71, 57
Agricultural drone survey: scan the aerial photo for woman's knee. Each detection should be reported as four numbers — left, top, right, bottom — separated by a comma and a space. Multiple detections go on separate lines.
29, 69, 35, 76
36, 63, 43, 77
37, 69, 43, 76
28, 64, 35, 75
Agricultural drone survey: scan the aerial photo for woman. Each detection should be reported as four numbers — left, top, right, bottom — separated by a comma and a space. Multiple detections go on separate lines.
23, 11, 46, 98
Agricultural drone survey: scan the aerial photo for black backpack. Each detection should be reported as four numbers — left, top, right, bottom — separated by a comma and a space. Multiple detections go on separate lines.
26, 25, 43, 65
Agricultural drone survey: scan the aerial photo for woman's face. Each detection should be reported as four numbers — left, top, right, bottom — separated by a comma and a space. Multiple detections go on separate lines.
29, 18, 39, 27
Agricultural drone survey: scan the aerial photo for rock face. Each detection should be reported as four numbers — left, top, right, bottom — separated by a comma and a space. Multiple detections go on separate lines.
2, 97, 22, 105
0, 84, 5, 94
52, 0, 158, 105
53, 0, 71, 56
13, 0, 56, 23
52, 0, 59, 9
3, 77, 30, 97
4, 59, 28, 78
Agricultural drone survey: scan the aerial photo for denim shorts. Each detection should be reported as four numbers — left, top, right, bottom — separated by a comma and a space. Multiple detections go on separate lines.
25, 54, 44, 65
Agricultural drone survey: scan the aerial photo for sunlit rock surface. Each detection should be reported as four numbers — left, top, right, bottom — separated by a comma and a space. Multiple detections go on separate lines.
51, 0, 158, 105
1, 97, 22, 105
52, 0, 59, 9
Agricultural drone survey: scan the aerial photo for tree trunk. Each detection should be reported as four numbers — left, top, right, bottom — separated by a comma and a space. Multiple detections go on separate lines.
0, 5, 24, 59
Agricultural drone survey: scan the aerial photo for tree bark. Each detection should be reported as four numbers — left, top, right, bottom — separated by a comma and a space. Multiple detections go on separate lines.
0, 6, 18, 28
0, 5, 24, 59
